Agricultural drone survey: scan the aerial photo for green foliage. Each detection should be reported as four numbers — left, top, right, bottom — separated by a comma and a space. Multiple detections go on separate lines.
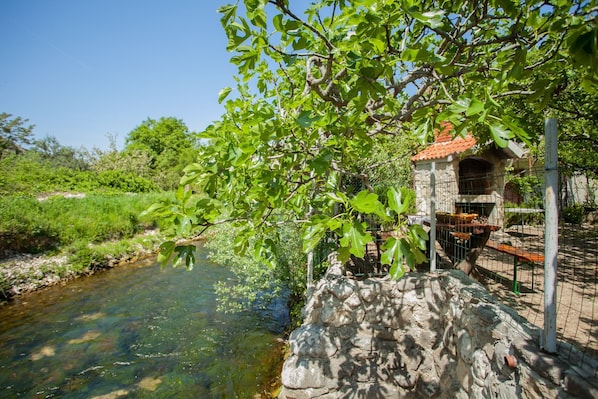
502, 69, 598, 180
0, 152, 158, 195
0, 196, 58, 255
204, 222, 309, 315
355, 134, 418, 192
154, 0, 596, 288
32, 135, 90, 171
95, 170, 158, 193
0, 193, 169, 257
562, 204, 584, 225
506, 173, 543, 208
124, 117, 199, 190
66, 245, 104, 272
0, 113, 34, 159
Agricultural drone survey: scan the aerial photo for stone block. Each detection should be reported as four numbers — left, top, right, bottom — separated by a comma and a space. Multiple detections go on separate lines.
281, 356, 330, 389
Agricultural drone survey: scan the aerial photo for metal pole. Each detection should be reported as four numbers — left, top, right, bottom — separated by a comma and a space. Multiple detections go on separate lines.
544, 118, 558, 354
430, 161, 437, 272
306, 250, 314, 298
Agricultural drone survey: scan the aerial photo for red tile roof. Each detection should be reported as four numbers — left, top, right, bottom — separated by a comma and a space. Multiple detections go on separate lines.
411, 123, 477, 162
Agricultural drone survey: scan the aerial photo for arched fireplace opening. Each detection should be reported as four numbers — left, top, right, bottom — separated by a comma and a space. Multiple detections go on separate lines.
458, 157, 494, 195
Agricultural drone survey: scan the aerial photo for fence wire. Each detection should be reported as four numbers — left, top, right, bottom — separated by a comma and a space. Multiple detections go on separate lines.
428, 171, 598, 375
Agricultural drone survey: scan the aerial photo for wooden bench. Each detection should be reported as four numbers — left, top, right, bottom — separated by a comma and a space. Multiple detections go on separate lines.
484, 240, 545, 294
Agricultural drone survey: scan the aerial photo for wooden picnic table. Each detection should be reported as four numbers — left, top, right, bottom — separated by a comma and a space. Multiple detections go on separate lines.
425, 221, 501, 276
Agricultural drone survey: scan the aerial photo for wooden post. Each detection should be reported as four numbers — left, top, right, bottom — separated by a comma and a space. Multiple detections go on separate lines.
544, 118, 558, 354
430, 161, 437, 272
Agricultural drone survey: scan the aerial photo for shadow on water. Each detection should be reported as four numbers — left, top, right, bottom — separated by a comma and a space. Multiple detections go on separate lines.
0, 245, 288, 398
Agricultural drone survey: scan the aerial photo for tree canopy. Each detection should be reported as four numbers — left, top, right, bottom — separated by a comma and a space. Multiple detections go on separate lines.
124, 117, 199, 189
0, 113, 34, 160
153, 0, 598, 277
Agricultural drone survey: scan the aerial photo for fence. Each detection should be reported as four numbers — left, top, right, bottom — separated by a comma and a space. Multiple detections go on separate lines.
429, 170, 598, 375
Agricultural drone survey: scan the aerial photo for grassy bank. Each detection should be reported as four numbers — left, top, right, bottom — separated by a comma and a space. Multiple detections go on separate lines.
0, 193, 172, 299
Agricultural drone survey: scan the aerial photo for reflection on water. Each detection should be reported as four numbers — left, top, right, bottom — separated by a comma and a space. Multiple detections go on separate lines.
0, 246, 288, 398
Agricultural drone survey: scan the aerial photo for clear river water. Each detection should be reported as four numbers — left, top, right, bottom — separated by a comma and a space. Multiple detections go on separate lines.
0, 246, 289, 398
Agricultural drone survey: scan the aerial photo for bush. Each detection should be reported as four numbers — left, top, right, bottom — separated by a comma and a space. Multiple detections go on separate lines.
96, 170, 159, 193
205, 222, 310, 321
562, 204, 584, 224
0, 153, 160, 195
0, 197, 60, 255
67, 246, 105, 272
0, 193, 170, 258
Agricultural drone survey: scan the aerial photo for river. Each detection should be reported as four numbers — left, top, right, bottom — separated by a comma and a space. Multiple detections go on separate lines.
0, 246, 289, 398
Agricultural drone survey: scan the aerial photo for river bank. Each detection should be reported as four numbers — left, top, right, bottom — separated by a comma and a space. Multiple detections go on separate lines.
0, 230, 165, 302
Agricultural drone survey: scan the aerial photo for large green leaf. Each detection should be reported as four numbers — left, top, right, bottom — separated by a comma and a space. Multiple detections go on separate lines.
466, 98, 485, 117
157, 241, 176, 267
488, 124, 512, 148
172, 245, 196, 270
218, 87, 232, 103
380, 237, 406, 279
406, 9, 445, 28
349, 190, 380, 214
387, 187, 411, 215
302, 215, 330, 253
297, 111, 320, 128
339, 220, 372, 259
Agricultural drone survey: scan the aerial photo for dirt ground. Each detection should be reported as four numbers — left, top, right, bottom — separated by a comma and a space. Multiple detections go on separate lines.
464, 223, 598, 367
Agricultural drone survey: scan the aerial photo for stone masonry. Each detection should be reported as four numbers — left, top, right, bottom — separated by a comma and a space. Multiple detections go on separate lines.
279, 254, 598, 398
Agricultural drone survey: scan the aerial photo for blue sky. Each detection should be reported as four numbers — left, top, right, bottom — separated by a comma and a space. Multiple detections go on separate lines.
0, 0, 237, 150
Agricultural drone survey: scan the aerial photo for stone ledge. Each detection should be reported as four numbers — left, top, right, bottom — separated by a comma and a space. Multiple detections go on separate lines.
280, 253, 598, 398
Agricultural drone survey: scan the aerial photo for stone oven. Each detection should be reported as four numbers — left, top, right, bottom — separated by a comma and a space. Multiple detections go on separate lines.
411, 123, 524, 227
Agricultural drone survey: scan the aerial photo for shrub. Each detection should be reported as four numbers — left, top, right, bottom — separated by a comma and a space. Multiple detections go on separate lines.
0, 193, 170, 258
562, 204, 584, 224
0, 197, 60, 255
96, 170, 159, 193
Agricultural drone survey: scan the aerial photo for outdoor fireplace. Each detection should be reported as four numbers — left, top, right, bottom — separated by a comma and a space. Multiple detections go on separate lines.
458, 157, 494, 195
411, 124, 524, 228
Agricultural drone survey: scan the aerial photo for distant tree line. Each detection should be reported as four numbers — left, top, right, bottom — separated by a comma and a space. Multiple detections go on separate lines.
0, 113, 200, 195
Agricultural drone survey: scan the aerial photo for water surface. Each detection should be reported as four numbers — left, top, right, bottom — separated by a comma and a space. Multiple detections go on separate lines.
0, 247, 287, 398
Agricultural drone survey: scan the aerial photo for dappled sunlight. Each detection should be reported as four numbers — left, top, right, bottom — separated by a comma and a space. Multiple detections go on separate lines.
89, 389, 129, 399
138, 376, 162, 391
67, 330, 102, 345
30, 345, 56, 361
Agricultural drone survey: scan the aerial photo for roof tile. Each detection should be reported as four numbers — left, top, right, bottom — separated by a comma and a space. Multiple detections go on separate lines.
411, 123, 477, 162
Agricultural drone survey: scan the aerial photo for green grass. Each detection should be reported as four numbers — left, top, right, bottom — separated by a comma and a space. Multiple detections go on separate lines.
0, 193, 171, 256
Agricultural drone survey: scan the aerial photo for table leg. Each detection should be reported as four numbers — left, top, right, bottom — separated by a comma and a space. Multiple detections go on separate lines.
455, 229, 491, 277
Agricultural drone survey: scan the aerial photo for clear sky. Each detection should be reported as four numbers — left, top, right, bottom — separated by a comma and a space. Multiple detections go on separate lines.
0, 0, 237, 150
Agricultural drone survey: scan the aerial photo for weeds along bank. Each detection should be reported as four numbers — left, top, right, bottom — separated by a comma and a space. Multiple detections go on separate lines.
0, 193, 171, 299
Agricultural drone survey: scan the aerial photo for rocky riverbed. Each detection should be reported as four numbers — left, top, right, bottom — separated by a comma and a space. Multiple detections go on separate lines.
0, 232, 162, 302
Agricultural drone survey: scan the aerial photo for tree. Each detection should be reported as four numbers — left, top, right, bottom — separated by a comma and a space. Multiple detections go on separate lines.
32, 135, 90, 171
89, 134, 154, 181
125, 117, 199, 189
0, 113, 34, 160
151, 0, 597, 280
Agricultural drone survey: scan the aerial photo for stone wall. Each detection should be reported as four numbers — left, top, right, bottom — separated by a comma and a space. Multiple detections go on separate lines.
413, 160, 458, 216
279, 254, 598, 398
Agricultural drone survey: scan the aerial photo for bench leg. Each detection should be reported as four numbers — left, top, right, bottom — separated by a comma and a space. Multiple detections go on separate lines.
513, 258, 520, 294
514, 259, 535, 294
